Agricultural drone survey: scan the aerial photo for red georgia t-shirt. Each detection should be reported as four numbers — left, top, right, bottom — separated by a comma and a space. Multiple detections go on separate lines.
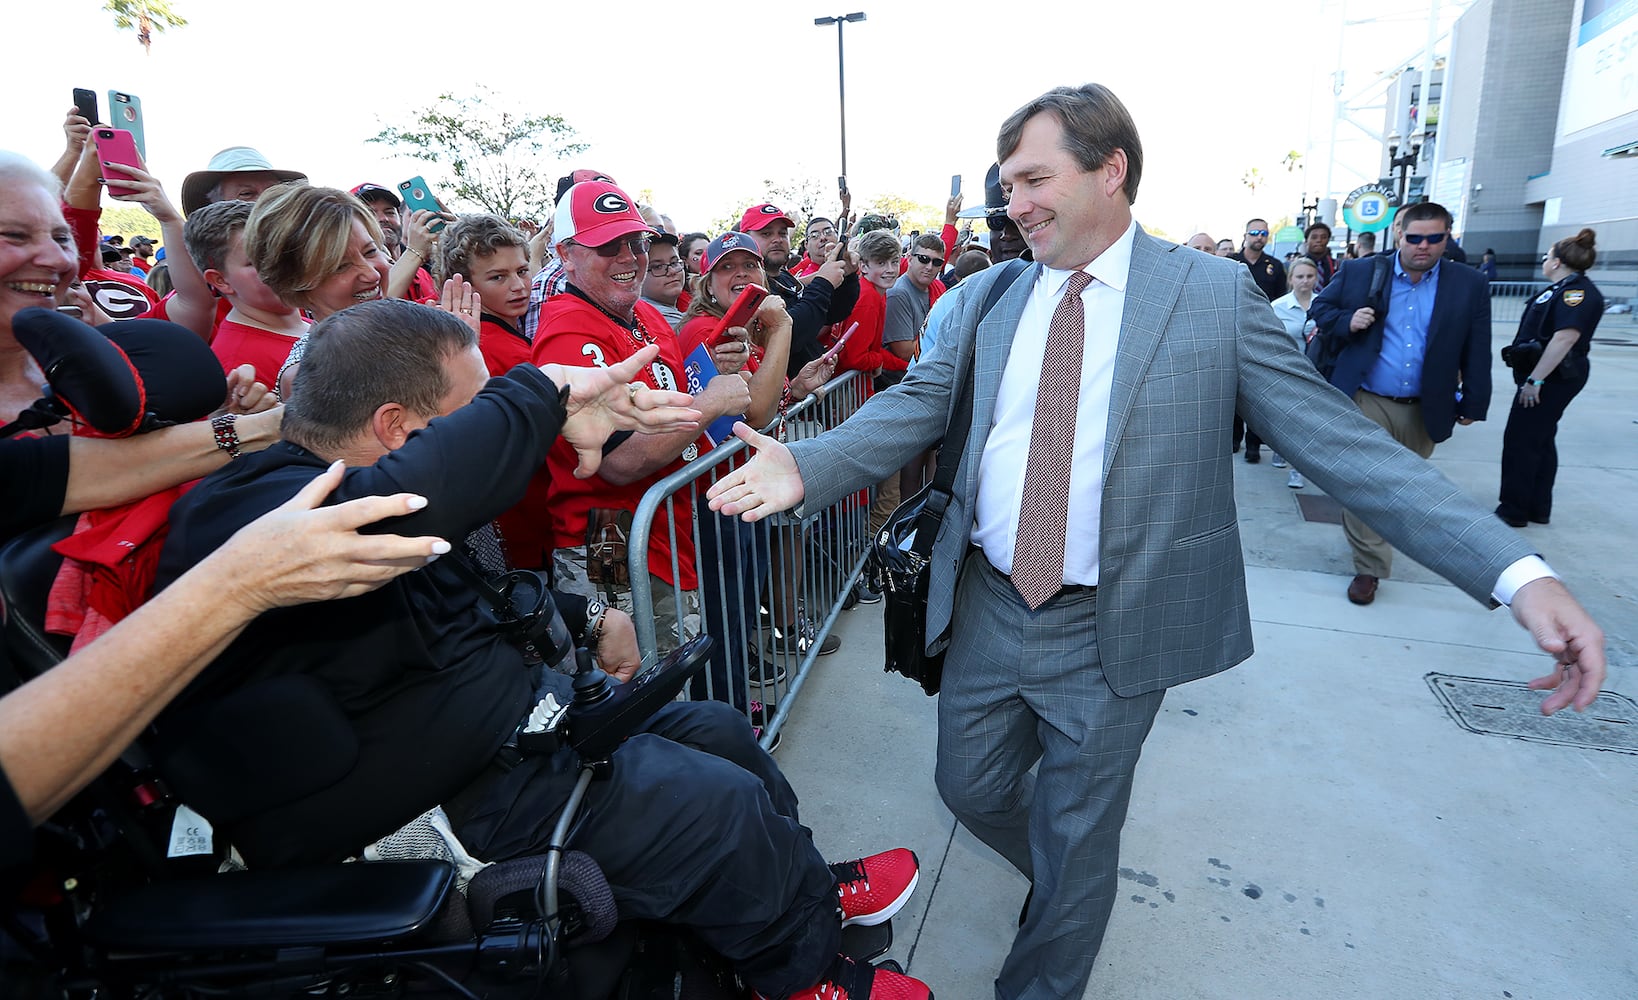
209, 316, 307, 387
529, 295, 701, 589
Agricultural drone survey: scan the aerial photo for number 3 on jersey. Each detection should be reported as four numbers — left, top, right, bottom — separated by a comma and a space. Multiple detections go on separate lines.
580, 341, 678, 393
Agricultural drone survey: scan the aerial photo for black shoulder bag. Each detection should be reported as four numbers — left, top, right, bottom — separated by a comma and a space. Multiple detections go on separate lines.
864, 258, 1030, 695
1306, 254, 1392, 379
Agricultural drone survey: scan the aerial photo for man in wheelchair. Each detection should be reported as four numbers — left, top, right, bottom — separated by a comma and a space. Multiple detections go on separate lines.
142, 300, 931, 1000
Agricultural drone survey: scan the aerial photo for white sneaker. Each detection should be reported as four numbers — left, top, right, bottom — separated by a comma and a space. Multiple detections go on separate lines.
1287, 470, 1304, 489
1271, 454, 1288, 469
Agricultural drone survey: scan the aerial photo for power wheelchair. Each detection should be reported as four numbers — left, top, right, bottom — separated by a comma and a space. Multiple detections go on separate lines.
0, 517, 895, 999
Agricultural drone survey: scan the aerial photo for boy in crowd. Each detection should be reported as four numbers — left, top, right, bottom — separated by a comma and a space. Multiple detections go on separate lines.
183, 201, 309, 386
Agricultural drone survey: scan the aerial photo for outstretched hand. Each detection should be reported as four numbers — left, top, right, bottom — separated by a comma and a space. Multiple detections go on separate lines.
434, 275, 482, 335
223, 461, 451, 615
541, 343, 703, 478
1510, 577, 1607, 714
704, 421, 805, 521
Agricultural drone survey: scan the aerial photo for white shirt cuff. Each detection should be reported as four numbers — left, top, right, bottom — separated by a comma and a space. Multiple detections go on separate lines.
1492, 555, 1557, 607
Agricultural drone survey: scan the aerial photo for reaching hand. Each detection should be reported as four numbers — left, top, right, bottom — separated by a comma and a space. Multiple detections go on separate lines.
595, 609, 641, 683
790, 353, 838, 401
541, 343, 702, 478
1510, 577, 1607, 714
434, 275, 482, 334
223, 461, 451, 615
704, 422, 806, 521
222, 364, 276, 414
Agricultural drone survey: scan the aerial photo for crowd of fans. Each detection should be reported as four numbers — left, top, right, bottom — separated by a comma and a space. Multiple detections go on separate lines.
0, 103, 1048, 999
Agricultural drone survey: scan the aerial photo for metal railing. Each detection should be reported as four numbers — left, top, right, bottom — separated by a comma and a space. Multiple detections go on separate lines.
627, 371, 874, 746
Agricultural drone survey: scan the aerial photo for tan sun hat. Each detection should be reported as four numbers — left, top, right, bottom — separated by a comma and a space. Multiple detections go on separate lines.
181, 147, 307, 216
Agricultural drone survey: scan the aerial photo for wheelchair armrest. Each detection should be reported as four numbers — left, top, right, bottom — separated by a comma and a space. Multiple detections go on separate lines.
82, 860, 456, 952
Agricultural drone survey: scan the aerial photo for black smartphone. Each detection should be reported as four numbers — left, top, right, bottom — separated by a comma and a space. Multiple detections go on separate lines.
72, 88, 99, 124
837, 175, 848, 196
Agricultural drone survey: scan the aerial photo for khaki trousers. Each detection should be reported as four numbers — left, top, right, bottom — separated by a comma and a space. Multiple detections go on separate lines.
1343, 390, 1436, 578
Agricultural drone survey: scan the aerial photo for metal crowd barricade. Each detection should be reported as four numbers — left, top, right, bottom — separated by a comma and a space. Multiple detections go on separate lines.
1487, 278, 1637, 333
628, 370, 874, 746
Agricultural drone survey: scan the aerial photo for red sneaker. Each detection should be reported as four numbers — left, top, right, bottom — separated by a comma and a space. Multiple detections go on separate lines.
832, 848, 919, 927
781, 954, 934, 1000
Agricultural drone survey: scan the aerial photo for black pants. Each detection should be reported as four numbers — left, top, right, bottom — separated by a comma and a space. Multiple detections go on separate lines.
1498, 375, 1586, 523
1232, 414, 1262, 454
445, 701, 836, 997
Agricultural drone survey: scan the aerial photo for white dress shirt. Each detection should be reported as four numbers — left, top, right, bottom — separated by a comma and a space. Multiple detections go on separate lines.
970, 222, 1137, 585
966, 220, 1555, 605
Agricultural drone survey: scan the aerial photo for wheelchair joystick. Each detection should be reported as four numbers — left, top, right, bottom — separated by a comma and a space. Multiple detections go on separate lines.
570, 646, 614, 708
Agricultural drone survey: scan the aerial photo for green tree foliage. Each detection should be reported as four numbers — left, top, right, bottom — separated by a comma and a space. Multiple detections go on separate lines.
98, 206, 163, 244
368, 88, 588, 224
707, 177, 836, 238
860, 193, 940, 237
104, 0, 187, 55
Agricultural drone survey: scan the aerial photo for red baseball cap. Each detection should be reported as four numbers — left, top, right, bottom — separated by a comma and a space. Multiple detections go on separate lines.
700, 232, 763, 274
738, 203, 793, 233
553, 181, 654, 249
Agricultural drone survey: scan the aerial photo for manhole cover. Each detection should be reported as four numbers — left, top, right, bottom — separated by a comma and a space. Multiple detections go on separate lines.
1295, 493, 1345, 524
1426, 674, 1638, 753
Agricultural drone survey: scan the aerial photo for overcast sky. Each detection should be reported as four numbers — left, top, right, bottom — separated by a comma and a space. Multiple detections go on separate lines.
6, 0, 1471, 241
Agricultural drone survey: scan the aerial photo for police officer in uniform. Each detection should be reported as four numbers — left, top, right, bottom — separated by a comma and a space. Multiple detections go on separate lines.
1496, 228, 1603, 527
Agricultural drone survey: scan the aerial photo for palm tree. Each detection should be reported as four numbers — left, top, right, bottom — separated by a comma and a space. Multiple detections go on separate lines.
103, 0, 188, 55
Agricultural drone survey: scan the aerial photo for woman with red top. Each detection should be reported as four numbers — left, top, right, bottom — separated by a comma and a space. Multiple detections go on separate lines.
439, 215, 533, 377
682, 234, 812, 428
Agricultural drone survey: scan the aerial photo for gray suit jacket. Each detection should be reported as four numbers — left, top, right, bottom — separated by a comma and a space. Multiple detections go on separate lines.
791, 228, 1534, 697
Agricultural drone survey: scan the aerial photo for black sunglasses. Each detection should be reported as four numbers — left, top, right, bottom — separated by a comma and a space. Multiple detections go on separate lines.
913, 252, 946, 268
572, 236, 651, 258
1403, 232, 1447, 246
986, 213, 1018, 233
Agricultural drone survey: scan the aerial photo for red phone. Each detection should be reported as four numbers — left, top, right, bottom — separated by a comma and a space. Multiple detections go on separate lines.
92, 127, 144, 198
706, 284, 769, 348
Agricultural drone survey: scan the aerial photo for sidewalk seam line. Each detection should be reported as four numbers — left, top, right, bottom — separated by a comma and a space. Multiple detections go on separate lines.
904, 818, 959, 975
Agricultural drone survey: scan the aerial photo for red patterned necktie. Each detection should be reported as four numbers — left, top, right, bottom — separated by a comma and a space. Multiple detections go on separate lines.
1012, 270, 1093, 610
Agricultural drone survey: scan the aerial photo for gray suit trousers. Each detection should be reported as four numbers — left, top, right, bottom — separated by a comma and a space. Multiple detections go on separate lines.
936, 553, 1165, 1000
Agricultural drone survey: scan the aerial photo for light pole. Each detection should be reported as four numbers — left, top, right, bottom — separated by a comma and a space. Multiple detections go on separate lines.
814, 12, 866, 181
1387, 127, 1424, 206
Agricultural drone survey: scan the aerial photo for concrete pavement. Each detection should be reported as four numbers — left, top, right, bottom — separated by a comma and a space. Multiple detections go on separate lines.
778, 318, 1636, 999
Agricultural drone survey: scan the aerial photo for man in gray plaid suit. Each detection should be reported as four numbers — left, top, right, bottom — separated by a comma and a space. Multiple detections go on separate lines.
708, 83, 1606, 1000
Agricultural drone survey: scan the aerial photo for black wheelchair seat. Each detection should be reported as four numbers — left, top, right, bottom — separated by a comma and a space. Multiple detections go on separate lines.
82, 859, 455, 952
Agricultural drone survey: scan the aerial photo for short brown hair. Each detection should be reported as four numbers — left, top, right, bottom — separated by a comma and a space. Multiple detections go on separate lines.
913, 233, 945, 256
855, 230, 901, 265
245, 184, 385, 310
182, 200, 253, 275
997, 84, 1144, 204
1553, 228, 1597, 272
282, 298, 476, 454
1397, 201, 1453, 231
440, 214, 528, 285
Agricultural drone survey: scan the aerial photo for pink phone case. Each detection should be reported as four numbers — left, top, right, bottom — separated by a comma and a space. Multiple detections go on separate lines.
92, 128, 143, 198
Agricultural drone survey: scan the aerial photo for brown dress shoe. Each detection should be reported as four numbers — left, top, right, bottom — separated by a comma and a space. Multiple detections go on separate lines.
1347, 574, 1379, 605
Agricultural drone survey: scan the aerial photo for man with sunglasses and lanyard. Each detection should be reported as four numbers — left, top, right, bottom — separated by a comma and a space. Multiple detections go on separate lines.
1309, 200, 1493, 606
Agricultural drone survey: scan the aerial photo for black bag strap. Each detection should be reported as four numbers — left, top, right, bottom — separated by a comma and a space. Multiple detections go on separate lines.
910, 257, 1033, 556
